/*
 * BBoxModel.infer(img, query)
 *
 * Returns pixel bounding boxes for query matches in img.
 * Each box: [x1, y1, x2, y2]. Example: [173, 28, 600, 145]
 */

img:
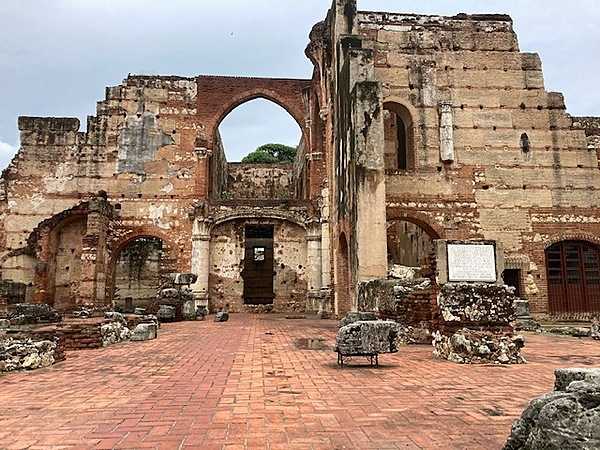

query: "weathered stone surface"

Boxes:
[157, 305, 176, 322]
[215, 311, 229, 322]
[591, 317, 599, 340]
[438, 283, 516, 324]
[104, 311, 127, 325]
[156, 305, 176, 322]
[433, 328, 525, 364]
[545, 326, 590, 338]
[0, 337, 56, 372]
[0, 319, 10, 329]
[100, 322, 130, 347]
[339, 311, 377, 328]
[130, 323, 158, 341]
[554, 368, 600, 392]
[387, 265, 418, 281]
[182, 300, 196, 321]
[504, 369, 600, 450]
[335, 321, 401, 355]
[7, 304, 62, 325]
[170, 273, 198, 286]
[134, 308, 146, 315]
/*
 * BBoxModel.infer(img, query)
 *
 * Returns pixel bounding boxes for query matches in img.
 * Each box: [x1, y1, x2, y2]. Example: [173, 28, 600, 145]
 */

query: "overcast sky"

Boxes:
[0, 0, 598, 165]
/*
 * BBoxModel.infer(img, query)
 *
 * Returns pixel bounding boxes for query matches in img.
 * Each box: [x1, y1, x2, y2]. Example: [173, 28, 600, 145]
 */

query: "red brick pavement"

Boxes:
[1, 314, 599, 450]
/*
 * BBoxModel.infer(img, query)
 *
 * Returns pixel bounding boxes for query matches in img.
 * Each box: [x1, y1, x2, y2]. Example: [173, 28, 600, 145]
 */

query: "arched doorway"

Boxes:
[111, 236, 164, 312]
[383, 102, 414, 171]
[336, 233, 351, 314]
[546, 240, 600, 313]
[387, 219, 435, 268]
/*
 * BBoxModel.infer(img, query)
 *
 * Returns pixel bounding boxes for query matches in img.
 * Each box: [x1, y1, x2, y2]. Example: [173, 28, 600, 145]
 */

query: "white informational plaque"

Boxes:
[447, 243, 497, 282]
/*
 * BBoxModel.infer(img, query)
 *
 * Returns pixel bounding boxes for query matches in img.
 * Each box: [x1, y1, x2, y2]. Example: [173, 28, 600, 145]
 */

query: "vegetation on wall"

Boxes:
[241, 143, 297, 163]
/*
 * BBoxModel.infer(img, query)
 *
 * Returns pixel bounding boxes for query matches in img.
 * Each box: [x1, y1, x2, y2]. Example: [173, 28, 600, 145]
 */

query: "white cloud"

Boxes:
[0, 140, 17, 171]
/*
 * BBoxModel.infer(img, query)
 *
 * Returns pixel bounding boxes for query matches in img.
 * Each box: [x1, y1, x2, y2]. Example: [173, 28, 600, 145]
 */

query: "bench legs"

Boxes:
[337, 352, 379, 368]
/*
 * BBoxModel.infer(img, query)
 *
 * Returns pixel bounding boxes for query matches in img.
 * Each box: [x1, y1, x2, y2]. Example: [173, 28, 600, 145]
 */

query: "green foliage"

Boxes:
[241, 143, 297, 164]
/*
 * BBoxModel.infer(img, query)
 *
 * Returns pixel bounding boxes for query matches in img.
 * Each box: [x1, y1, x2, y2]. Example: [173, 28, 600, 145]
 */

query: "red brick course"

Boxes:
[1, 314, 598, 449]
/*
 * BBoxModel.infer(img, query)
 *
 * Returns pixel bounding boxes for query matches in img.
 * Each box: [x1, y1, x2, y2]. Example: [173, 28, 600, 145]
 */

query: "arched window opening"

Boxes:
[383, 102, 414, 171]
[112, 237, 164, 312]
[336, 233, 351, 314]
[216, 98, 303, 202]
[546, 240, 600, 314]
[218, 98, 302, 163]
[387, 220, 434, 270]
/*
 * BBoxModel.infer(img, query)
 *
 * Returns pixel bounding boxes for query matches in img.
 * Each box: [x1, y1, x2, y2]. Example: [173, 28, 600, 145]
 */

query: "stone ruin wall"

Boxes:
[0, 74, 315, 313]
[208, 219, 308, 313]
[224, 163, 294, 201]
[357, 11, 600, 315]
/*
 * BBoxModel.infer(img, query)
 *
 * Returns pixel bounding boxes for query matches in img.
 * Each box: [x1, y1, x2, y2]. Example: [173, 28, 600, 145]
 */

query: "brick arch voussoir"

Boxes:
[543, 232, 600, 250]
[386, 209, 444, 240]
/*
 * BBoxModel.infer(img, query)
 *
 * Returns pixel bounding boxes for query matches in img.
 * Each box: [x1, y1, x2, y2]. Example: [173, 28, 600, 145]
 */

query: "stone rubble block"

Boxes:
[130, 323, 158, 341]
[504, 368, 600, 450]
[0, 337, 57, 372]
[554, 368, 600, 391]
[170, 273, 198, 286]
[591, 317, 599, 340]
[438, 283, 517, 324]
[339, 311, 377, 328]
[432, 328, 525, 364]
[157, 305, 176, 322]
[7, 304, 62, 325]
[100, 321, 130, 347]
[335, 321, 401, 355]
[215, 311, 229, 322]
[104, 311, 127, 326]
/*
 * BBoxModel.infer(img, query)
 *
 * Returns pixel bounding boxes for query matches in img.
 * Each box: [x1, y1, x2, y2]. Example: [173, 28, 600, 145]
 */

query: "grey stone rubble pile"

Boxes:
[335, 320, 401, 355]
[504, 368, 600, 450]
[339, 311, 430, 345]
[155, 273, 198, 321]
[592, 317, 600, 340]
[101, 311, 157, 346]
[215, 310, 229, 322]
[432, 328, 526, 364]
[7, 303, 62, 325]
[434, 283, 526, 364]
[512, 299, 541, 332]
[0, 337, 57, 372]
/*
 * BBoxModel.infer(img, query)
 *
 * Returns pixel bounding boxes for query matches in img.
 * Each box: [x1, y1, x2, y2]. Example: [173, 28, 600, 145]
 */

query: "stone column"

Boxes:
[439, 102, 455, 162]
[320, 187, 332, 291]
[79, 193, 113, 307]
[194, 143, 213, 200]
[191, 218, 211, 309]
[306, 223, 323, 293]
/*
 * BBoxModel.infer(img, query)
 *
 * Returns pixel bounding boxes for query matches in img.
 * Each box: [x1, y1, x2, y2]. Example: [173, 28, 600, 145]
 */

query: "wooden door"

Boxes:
[546, 241, 600, 313]
[242, 225, 274, 305]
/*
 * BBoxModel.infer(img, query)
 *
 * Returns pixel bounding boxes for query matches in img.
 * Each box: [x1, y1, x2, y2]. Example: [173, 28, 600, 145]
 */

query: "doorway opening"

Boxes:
[242, 225, 274, 305]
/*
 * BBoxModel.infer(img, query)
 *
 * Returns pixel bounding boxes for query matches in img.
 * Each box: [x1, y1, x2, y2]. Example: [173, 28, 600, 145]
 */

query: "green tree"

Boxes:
[241, 143, 297, 163]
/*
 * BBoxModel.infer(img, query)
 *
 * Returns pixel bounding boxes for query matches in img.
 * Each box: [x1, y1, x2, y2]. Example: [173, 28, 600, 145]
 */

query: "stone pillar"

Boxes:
[439, 102, 455, 162]
[194, 143, 212, 200]
[306, 223, 323, 293]
[79, 193, 113, 308]
[320, 187, 332, 291]
[191, 218, 211, 310]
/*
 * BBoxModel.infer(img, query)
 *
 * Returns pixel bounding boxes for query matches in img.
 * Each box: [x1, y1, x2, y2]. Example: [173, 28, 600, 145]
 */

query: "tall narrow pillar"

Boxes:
[320, 187, 332, 290]
[439, 102, 455, 162]
[191, 218, 211, 309]
[79, 193, 114, 307]
[306, 223, 323, 293]
[194, 142, 212, 199]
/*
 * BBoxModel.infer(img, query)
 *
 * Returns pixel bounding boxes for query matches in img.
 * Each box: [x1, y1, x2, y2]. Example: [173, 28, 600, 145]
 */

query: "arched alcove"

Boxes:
[387, 219, 436, 268]
[383, 102, 415, 171]
[111, 236, 164, 312]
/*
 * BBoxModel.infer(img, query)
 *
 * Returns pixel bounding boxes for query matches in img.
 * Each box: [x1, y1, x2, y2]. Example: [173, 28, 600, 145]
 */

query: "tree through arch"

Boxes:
[218, 98, 302, 162]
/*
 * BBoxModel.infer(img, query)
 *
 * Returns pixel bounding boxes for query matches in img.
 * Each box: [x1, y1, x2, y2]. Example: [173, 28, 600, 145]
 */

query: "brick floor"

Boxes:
[1, 314, 599, 450]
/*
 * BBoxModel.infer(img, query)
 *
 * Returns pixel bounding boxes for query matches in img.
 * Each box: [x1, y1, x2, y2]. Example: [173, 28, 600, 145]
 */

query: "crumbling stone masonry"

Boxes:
[0, 0, 599, 320]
